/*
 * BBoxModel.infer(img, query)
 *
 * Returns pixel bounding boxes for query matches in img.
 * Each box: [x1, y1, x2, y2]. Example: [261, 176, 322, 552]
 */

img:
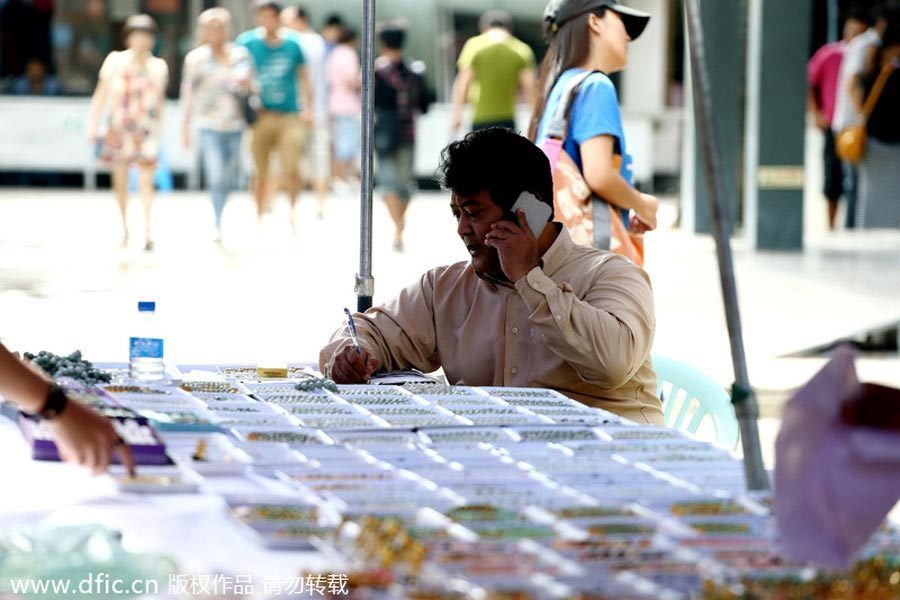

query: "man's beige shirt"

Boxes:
[320, 227, 662, 425]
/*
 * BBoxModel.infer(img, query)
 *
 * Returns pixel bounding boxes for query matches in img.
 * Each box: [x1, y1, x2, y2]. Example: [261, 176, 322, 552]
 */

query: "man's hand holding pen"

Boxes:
[331, 309, 378, 383]
[331, 344, 378, 383]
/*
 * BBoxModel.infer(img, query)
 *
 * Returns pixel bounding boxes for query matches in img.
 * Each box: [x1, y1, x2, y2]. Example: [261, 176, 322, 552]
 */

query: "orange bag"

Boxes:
[835, 64, 895, 165]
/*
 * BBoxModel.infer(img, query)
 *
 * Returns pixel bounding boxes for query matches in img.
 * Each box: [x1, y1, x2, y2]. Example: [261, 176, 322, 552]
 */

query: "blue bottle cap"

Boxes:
[138, 301, 157, 312]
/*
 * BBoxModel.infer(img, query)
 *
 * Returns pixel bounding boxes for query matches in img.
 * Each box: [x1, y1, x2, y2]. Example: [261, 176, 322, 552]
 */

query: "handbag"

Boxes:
[539, 71, 644, 266]
[235, 91, 259, 126]
[835, 64, 894, 164]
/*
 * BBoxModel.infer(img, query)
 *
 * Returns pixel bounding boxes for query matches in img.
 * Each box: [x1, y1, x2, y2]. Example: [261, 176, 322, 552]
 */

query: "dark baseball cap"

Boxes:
[544, 0, 650, 40]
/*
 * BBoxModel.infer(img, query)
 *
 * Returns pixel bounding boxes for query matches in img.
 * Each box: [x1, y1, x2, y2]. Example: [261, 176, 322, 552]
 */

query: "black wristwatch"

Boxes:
[38, 383, 69, 420]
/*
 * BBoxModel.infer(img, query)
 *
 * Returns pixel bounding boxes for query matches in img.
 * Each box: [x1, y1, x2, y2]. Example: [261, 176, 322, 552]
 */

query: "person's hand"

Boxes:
[299, 110, 313, 125]
[814, 111, 830, 131]
[86, 124, 98, 143]
[331, 345, 378, 383]
[449, 112, 462, 133]
[47, 400, 135, 476]
[484, 209, 542, 282]
[628, 214, 651, 235]
[635, 193, 659, 230]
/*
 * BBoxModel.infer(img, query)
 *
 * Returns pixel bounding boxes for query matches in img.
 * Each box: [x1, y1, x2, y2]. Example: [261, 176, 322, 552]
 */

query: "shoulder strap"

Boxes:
[861, 64, 895, 121]
[544, 70, 601, 140]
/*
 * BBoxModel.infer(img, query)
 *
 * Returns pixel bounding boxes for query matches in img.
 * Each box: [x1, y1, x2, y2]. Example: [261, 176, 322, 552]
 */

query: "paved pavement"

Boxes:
[1, 187, 898, 466]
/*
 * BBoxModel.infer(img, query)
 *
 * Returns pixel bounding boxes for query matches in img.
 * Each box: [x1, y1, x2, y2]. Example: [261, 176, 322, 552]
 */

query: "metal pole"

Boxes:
[684, 0, 769, 491]
[356, 0, 377, 313]
[827, 0, 838, 43]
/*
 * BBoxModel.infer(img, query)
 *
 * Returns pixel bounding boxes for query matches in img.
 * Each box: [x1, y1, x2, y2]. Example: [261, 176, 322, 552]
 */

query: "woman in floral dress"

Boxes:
[87, 14, 168, 251]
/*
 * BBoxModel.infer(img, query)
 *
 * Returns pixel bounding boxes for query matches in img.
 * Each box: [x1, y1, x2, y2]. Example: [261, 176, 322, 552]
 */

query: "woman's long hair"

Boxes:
[527, 2, 606, 140]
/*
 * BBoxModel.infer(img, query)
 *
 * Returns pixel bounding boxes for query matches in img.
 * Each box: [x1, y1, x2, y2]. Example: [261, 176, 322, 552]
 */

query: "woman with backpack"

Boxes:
[529, 0, 658, 263]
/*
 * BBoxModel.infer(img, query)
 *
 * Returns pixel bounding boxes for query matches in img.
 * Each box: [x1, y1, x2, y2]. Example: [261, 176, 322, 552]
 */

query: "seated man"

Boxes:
[320, 128, 662, 424]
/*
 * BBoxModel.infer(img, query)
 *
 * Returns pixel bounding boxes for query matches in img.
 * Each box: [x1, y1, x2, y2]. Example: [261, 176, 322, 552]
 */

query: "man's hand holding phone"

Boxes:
[485, 209, 542, 283]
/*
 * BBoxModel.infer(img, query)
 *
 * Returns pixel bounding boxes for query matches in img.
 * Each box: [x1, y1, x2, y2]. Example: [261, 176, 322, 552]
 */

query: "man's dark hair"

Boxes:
[879, 1, 900, 25]
[338, 28, 357, 44]
[294, 6, 309, 21]
[255, 1, 283, 15]
[883, 20, 900, 45]
[324, 13, 345, 27]
[846, 6, 875, 27]
[438, 128, 554, 217]
[479, 9, 513, 32]
[378, 19, 407, 50]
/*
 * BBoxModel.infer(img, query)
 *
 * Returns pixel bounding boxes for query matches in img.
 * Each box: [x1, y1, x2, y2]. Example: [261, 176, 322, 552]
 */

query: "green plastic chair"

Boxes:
[652, 354, 740, 449]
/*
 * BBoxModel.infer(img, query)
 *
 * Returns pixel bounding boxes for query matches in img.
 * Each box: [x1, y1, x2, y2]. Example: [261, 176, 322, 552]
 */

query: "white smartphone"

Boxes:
[510, 191, 553, 237]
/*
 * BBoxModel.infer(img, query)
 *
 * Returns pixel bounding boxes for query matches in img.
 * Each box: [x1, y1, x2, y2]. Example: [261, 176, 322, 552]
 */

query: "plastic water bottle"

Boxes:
[129, 301, 165, 381]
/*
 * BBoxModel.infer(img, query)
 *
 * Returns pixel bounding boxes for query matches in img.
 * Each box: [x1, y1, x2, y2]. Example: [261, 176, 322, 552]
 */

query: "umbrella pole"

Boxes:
[684, 0, 769, 491]
[356, 0, 377, 313]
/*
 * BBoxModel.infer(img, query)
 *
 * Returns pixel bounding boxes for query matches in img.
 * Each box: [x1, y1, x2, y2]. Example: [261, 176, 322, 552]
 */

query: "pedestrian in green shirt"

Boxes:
[450, 10, 538, 133]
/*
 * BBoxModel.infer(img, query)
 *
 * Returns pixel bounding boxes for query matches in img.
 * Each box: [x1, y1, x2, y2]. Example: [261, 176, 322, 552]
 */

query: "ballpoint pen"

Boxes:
[344, 308, 362, 355]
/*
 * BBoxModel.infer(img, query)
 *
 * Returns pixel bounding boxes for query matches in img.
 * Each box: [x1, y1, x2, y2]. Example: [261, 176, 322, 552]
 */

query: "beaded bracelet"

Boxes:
[286, 404, 357, 415]
[288, 471, 395, 482]
[370, 407, 438, 416]
[688, 521, 754, 534]
[335, 433, 421, 446]
[445, 505, 520, 522]
[573, 442, 703, 454]
[272, 526, 336, 538]
[516, 429, 599, 442]
[193, 392, 252, 403]
[490, 389, 559, 398]
[502, 399, 573, 408]
[465, 415, 542, 425]
[295, 374, 339, 393]
[606, 429, 684, 440]
[424, 430, 508, 444]
[555, 506, 633, 519]
[347, 396, 419, 406]
[587, 523, 656, 536]
[245, 431, 321, 444]
[534, 408, 599, 416]
[671, 501, 748, 516]
[337, 386, 408, 396]
[422, 398, 501, 409]
[104, 385, 171, 395]
[231, 505, 317, 521]
[640, 453, 731, 464]
[181, 382, 241, 394]
[264, 394, 337, 405]
[470, 525, 556, 540]
[208, 405, 268, 413]
[299, 417, 377, 429]
[401, 383, 461, 395]
[248, 384, 304, 394]
[456, 408, 522, 416]
[387, 417, 461, 427]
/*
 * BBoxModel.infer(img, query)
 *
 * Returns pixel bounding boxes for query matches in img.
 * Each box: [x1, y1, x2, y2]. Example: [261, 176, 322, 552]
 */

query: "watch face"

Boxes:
[41, 385, 69, 420]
